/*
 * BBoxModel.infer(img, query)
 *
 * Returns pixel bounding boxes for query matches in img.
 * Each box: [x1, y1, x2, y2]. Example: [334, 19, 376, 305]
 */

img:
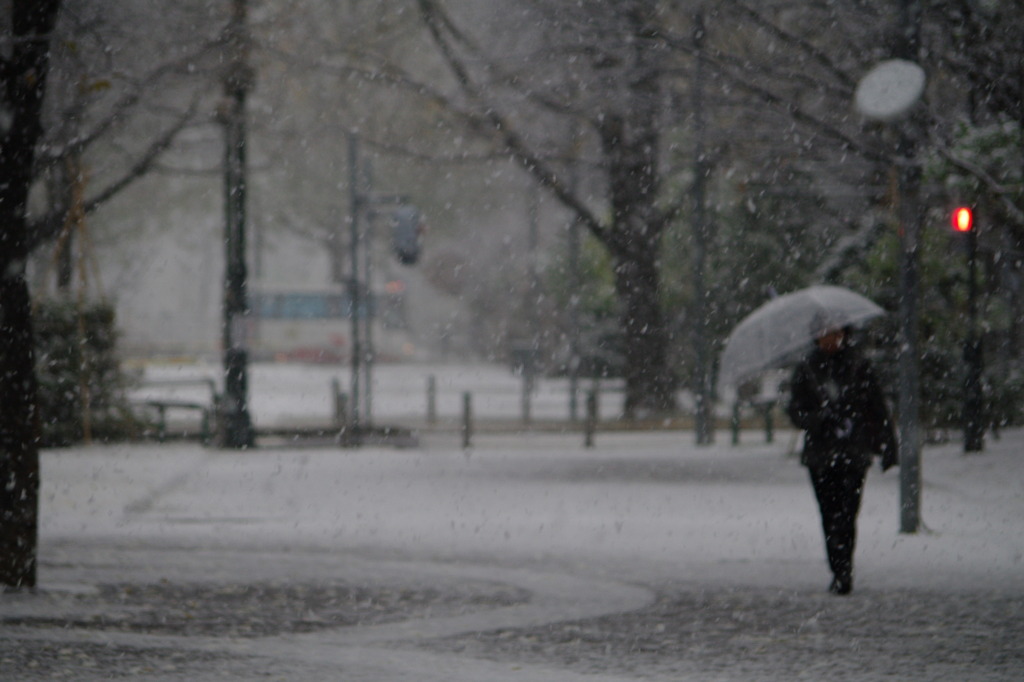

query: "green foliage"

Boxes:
[544, 232, 619, 323]
[848, 207, 1024, 431]
[935, 119, 1022, 195]
[849, 222, 964, 429]
[708, 181, 829, 335]
[540, 231, 626, 376]
[34, 299, 143, 446]
[657, 169, 832, 386]
[920, 117, 1024, 429]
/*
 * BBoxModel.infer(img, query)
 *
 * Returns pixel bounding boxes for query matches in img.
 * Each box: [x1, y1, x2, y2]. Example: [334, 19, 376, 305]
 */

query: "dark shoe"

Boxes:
[829, 575, 852, 595]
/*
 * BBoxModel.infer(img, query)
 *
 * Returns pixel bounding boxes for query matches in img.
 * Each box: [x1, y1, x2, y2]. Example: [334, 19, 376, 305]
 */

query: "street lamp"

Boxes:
[952, 206, 984, 452]
[219, 0, 255, 449]
[854, 55, 926, 533]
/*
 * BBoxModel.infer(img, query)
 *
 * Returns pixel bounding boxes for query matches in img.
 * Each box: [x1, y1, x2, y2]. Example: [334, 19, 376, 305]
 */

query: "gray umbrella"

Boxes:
[717, 285, 885, 390]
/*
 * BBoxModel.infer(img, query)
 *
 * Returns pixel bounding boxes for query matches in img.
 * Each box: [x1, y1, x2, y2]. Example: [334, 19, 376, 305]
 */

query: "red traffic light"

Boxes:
[952, 206, 974, 232]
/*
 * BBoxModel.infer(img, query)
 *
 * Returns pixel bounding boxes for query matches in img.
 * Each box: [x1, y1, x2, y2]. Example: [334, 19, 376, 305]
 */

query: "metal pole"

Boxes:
[220, 0, 254, 448]
[462, 392, 473, 450]
[731, 402, 741, 446]
[348, 132, 361, 441]
[426, 375, 437, 425]
[584, 388, 597, 448]
[896, 160, 922, 533]
[692, 10, 713, 445]
[567, 121, 582, 422]
[363, 161, 374, 427]
[964, 226, 985, 452]
[523, 185, 539, 426]
[894, 0, 923, 534]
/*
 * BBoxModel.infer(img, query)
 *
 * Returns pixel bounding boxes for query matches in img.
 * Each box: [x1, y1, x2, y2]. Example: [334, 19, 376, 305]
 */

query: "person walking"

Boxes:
[786, 318, 898, 595]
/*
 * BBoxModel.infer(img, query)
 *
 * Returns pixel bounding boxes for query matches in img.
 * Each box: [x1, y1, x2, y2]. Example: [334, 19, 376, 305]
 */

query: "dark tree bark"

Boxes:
[595, 39, 674, 415]
[611, 240, 674, 415]
[0, 0, 61, 589]
[417, 0, 678, 415]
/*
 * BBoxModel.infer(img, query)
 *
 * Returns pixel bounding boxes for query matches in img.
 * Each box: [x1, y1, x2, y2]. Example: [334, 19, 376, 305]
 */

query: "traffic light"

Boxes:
[952, 206, 974, 233]
[390, 205, 423, 265]
[949, 204, 984, 452]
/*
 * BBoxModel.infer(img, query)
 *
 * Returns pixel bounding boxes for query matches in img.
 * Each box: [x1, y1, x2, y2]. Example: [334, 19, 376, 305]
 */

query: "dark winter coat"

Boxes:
[787, 344, 898, 471]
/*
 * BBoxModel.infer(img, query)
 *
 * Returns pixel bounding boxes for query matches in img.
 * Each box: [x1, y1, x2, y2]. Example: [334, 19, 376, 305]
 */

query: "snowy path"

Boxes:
[5, 426, 1022, 679]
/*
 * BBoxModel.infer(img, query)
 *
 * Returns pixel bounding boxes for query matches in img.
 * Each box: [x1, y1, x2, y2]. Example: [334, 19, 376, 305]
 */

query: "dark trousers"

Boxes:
[808, 459, 869, 581]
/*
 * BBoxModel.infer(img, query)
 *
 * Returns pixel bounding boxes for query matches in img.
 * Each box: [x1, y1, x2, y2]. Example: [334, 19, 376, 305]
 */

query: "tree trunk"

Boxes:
[595, 9, 676, 417]
[613, 243, 675, 417]
[600, 113, 675, 416]
[0, 0, 61, 589]
[0, 280, 40, 587]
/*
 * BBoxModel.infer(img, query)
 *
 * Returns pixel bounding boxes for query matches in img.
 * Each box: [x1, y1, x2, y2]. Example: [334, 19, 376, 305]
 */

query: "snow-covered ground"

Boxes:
[118, 360, 1024, 594]
[130, 360, 628, 427]
[11, 361, 1024, 680]
[38, 426, 1024, 595]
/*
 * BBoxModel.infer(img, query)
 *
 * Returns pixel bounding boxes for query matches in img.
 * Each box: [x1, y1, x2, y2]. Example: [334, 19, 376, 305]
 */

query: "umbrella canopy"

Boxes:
[718, 285, 885, 390]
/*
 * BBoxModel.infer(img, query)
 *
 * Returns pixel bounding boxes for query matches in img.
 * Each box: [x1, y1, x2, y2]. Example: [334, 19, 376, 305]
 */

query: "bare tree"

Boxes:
[0, 0, 227, 587]
[30, 1, 227, 269]
[0, 0, 61, 589]
[280, 0, 1022, 419]
[408, 0, 689, 415]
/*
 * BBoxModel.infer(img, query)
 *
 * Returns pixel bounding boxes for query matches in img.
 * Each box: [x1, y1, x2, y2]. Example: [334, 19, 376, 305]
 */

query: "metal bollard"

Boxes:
[763, 403, 774, 443]
[200, 408, 212, 445]
[461, 391, 473, 450]
[584, 388, 597, 448]
[521, 373, 533, 425]
[426, 375, 437, 426]
[333, 380, 350, 446]
[155, 405, 168, 443]
[333, 380, 349, 429]
[731, 401, 741, 445]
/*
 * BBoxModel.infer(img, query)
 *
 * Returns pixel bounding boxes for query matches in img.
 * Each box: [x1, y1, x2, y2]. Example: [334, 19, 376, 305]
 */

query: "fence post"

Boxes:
[155, 405, 168, 443]
[200, 408, 212, 445]
[333, 379, 350, 446]
[211, 393, 225, 446]
[763, 402, 774, 443]
[461, 391, 473, 450]
[731, 401, 741, 445]
[426, 375, 437, 426]
[521, 373, 533, 425]
[333, 379, 349, 427]
[584, 388, 597, 448]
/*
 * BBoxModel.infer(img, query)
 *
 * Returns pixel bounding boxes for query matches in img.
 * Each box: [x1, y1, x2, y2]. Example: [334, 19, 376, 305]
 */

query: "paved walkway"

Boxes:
[3, 430, 1023, 680]
[4, 544, 652, 681]
[5, 543, 1022, 681]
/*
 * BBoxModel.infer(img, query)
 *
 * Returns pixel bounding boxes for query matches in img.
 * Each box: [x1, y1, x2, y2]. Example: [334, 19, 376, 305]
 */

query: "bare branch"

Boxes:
[37, 38, 222, 172]
[26, 100, 200, 251]
[938, 146, 1024, 225]
[722, 0, 857, 90]
[83, 101, 200, 214]
[814, 214, 889, 282]
[705, 51, 884, 163]
[417, 0, 608, 243]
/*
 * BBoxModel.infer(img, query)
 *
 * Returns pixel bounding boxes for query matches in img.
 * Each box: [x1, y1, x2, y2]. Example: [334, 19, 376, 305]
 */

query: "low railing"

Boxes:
[132, 378, 219, 443]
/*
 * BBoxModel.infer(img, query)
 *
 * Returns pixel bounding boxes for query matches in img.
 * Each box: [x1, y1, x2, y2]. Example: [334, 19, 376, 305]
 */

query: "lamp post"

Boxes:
[219, 0, 255, 449]
[853, 45, 927, 532]
[692, 9, 714, 445]
[893, 141, 923, 533]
